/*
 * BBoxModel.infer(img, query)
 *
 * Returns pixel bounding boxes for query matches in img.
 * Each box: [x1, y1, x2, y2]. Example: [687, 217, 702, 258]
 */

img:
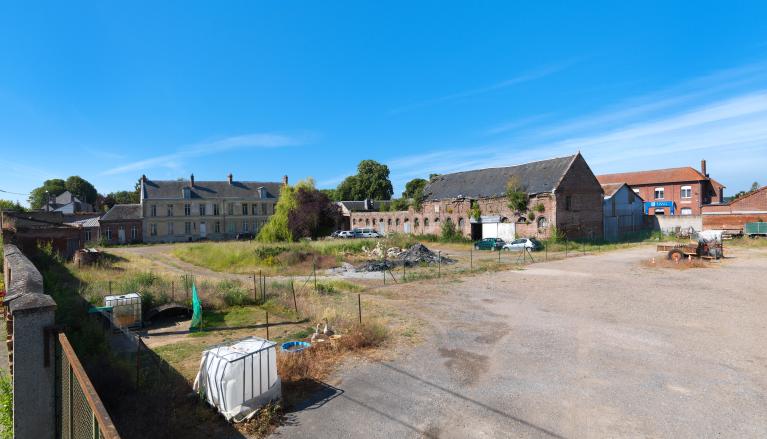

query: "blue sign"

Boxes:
[644, 201, 675, 215]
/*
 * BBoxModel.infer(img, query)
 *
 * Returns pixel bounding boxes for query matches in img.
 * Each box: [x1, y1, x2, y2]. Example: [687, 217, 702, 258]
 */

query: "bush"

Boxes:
[0, 372, 11, 439]
[440, 218, 462, 242]
[505, 176, 528, 213]
[218, 280, 254, 307]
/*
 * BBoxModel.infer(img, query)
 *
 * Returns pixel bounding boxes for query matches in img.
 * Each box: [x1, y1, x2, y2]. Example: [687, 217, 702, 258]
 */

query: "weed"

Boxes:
[0, 372, 11, 439]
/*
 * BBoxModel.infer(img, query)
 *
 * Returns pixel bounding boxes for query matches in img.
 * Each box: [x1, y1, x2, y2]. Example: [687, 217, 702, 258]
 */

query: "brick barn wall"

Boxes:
[100, 220, 143, 244]
[554, 155, 604, 240]
[701, 187, 767, 231]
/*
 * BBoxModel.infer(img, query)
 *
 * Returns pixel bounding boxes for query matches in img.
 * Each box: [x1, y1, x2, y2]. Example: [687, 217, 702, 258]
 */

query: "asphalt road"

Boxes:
[273, 245, 767, 438]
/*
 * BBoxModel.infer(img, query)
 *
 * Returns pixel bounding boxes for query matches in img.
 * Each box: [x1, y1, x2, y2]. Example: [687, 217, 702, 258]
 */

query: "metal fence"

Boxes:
[55, 332, 120, 439]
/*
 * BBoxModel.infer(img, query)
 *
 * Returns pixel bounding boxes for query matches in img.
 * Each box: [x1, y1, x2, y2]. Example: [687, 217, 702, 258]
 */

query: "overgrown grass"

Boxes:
[0, 372, 11, 439]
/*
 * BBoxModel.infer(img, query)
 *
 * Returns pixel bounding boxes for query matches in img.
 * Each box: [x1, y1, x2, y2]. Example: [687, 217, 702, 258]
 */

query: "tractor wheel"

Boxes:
[667, 249, 685, 262]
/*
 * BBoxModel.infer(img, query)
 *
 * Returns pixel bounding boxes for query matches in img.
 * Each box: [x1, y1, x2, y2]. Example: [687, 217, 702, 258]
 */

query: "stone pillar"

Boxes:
[3, 244, 57, 439]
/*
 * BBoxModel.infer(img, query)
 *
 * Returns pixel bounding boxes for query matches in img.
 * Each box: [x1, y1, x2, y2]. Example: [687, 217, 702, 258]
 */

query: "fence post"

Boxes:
[136, 338, 141, 389]
[358, 294, 362, 324]
[108, 280, 112, 295]
[265, 311, 270, 340]
[498, 247, 501, 263]
[545, 244, 548, 261]
[565, 240, 568, 257]
[438, 251, 441, 278]
[291, 279, 299, 317]
[171, 281, 174, 302]
[313, 260, 317, 291]
[470, 247, 473, 272]
[262, 274, 267, 303]
[253, 271, 258, 303]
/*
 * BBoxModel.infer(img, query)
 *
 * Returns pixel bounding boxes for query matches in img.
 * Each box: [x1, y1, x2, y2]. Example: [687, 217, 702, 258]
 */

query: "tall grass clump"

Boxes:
[0, 372, 11, 439]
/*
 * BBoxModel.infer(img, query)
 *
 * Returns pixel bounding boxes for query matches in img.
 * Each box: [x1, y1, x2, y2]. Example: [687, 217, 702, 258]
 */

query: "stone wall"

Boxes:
[3, 244, 57, 439]
[554, 154, 604, 240]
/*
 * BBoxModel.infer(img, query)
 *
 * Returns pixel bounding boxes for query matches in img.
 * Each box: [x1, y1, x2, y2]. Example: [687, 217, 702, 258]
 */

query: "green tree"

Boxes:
[64, 176, 98, 205]
[104, 190, 139, 208]
[505, 176, 529, 213]
[0, 200, 25, 211]
[28, 179, 67, 208]
[319, 188, 339, 202]
[751, 181, 760, 192]
[402, 178, 427, 198]
[334, 160, 393, 200]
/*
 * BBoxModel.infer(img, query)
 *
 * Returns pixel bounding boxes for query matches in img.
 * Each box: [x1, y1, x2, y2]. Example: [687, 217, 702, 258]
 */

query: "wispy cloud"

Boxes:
[385, 62, 767, 193]
[484, 114, 551, 136]
[101, 133, 303, 176]
[389, 63, 572, 114]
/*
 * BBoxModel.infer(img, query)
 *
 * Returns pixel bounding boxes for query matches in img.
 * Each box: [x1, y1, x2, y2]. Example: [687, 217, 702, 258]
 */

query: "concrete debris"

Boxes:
[356, 243, 455, 271]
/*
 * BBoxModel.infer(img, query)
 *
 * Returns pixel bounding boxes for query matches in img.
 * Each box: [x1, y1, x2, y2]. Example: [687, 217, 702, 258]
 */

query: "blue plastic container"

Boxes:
[281, 341, 311, 353]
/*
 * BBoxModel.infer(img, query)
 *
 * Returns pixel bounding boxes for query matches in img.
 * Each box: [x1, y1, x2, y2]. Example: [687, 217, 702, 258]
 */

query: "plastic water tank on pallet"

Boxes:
[104, 293, 142, 329]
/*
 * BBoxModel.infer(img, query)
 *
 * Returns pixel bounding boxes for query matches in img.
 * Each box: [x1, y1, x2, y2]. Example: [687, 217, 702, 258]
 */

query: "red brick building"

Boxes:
[349, 153, 604, 240]
[100, 204, 143, 244]
[702, 186, 767, 233]
[597, 160, 725, 216]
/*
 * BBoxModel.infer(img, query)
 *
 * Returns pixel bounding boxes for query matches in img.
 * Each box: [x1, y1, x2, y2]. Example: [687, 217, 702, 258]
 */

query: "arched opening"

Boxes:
[537, 216, 548, 229]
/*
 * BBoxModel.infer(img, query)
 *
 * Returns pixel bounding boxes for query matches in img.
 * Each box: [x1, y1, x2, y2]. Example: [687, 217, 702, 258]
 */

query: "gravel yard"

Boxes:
[274, 244, 767, 438]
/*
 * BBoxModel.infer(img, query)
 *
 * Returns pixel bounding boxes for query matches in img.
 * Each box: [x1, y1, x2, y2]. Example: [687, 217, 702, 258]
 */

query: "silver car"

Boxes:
[502, 238, 543, 251]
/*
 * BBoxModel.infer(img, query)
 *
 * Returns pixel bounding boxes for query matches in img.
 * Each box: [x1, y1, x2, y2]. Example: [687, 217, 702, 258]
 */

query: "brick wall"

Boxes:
[100, 220, 143, 244]
[701, 187, 767, 231]
[554, 154, 604, 240]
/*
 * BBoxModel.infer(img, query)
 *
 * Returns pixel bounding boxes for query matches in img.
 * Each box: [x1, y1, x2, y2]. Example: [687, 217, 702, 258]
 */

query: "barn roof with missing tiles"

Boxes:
[423, 154, 577, 201]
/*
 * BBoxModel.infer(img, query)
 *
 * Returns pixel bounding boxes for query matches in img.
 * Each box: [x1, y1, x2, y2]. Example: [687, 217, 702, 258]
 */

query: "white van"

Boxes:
[353, 228, 381, 238]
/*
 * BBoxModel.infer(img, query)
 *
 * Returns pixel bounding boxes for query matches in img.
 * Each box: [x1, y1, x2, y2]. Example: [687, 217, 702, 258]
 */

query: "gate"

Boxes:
[55, 333, 120, 439]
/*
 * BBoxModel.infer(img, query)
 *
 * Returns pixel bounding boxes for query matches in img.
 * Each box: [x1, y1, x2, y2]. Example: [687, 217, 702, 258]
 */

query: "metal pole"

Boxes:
[545, 244, 548, 261]
[470, 246, 473, 271]
[313, 260, 317, 291]
[565, 240, 568, 257]
[291, 279, 298, 316]
[108, 280, 112, 295]
[358, 294, 362, 324]
[498, 247, 501, 263]
[171, 281, 174, 302]
[136, 338, 141, 389]
[438, 251, 441, 278]
[265, 311, 269, 339]
[253, 273, 257, 303]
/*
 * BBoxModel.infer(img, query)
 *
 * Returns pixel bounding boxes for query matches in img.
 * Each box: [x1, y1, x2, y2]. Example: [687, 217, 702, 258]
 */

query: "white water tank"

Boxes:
[193, 337, 281, 421]
[104, 293, 142, 329]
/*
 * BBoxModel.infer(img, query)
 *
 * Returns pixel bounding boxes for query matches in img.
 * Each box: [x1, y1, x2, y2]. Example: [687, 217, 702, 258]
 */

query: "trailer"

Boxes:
[744, 222, 767, 238]
[657, 231, 724, 261]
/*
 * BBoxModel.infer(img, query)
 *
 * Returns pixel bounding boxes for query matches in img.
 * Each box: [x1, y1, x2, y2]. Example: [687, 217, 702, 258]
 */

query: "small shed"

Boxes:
[104, 293, 142, 329]
[193, 337, 281, 422]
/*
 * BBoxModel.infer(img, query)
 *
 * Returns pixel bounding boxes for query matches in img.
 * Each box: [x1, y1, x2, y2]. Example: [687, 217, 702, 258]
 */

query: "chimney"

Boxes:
[227, 173, 233, 185]
[141, 174, 147, 183]
[190, 173, 195, 187]
[282, 175, 289, 186]
[701, 159, 707, 177]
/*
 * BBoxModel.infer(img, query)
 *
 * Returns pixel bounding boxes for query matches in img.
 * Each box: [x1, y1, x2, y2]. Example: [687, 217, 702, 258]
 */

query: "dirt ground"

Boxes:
[273, 244, 767, 438]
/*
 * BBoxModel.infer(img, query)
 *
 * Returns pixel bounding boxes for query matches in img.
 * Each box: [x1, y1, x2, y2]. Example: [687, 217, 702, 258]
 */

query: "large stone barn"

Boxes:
[349, 153, 604, 241]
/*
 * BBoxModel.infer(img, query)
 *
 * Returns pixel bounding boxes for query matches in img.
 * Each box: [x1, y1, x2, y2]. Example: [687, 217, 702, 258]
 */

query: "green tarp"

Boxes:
[190, 283, 203, 331]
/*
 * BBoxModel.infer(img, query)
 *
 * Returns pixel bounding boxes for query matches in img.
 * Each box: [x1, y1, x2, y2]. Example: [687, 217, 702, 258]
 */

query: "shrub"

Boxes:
[0, 372, 11, 439]
[218, 280, 254, 307]
[470, 201, 481, 221]
[534, 203, 545, 213]
[505, 176, 529, 213]
[440, 218, 462, 242]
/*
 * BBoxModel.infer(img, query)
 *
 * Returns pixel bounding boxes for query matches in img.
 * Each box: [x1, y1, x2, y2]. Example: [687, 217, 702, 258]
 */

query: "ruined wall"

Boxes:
[554, 154, 604, 240]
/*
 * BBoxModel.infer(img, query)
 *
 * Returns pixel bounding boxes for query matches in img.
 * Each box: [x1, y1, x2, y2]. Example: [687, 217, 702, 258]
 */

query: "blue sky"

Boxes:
[1, 1, 767, 204]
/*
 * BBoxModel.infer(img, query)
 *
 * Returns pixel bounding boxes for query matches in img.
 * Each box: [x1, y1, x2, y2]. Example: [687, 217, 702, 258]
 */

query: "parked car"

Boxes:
[502, 238, 543, 251]
[338, 231, 354, 239]
[235, 233, 255, 241]
[474, 238, 505, 250]
[353, 228, 382, 238]
[330, 230, 341, 238]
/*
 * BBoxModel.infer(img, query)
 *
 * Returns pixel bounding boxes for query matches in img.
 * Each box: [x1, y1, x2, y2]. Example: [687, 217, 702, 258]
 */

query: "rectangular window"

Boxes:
[252, 204, 258, 215]
[168, 222, 174, 235]
[131, 225, 137, 240]
[150, 205, 157, 217]
[214, 221, 220, 233]
[228, 203, 234, 216]
[184, 204, 191, 216]
[167, 204, 174, 217]
[680, 207, 693, 215]
[654, 187, 664, 199]
[243, 220, 249, 232]
[150, 223, 157, 236]
[106, 228, 112, 240]
[565, 195, 572, 211]
[681, 186, 692, 199]
[85, 230, 92, 241]
[227, 222, 236, 233]
[199, 204, 207, 216]
[261, 203, 267, 215]
[213, 203, 220, 216]
[242, 204, 248, 215]
[185, 222, 192, 234]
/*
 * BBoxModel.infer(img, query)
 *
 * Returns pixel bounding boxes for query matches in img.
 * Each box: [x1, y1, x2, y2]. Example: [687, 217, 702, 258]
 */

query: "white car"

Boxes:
[502, 238, 543, 251]
[338, 231, 354, 239]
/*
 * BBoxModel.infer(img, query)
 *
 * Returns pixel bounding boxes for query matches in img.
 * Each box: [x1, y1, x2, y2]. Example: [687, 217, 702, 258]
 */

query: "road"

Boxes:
[273, 245, 767, 438]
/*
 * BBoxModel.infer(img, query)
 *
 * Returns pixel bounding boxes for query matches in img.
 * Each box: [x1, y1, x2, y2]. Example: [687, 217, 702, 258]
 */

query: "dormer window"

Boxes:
[182, 187, 191, 199]
[258, 187, 267, 199]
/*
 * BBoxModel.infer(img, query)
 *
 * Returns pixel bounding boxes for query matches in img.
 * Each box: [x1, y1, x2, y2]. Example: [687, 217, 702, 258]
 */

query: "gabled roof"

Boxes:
[720, 185, 767, 206]
[423, 154, 577, 201]
[142, 180, 282, 200]
[64, 216, 101, 228]
[597, 167, 725, 187]
[600, 183, 625, 198]
[337, 200, 392, 213]
[101, 204, 141, 222]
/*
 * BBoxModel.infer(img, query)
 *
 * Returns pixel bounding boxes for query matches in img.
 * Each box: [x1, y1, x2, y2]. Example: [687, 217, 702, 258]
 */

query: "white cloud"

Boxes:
[101, 133, 302, 176]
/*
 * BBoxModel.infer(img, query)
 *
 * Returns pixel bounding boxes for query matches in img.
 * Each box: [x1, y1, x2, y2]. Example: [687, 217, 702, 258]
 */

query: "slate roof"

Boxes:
[423, 154, 577, 201]
[597, 167, 726, 187]
[337, 200, 392, 213]
[142, 180, 282, 200]
[64, 216, 101, 228]
[101, 204, 142, 222]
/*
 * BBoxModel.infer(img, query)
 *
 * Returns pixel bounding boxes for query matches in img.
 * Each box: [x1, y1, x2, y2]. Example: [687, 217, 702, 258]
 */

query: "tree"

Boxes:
[104, 190, 139, 208]
[65, 176, 98, 205]
[429, 173, 441, 182]
[402, 178, 427, 198]
[505, 176, 529, 213]
[258, 179, 341, 242]
[288, 187, 342, 240]
[334, 160, 393, 200]
[751, 181, 760, 192]
[0, 200, 25, 211]
[28, 179, 67, 209]
[319, 188, 339, 202]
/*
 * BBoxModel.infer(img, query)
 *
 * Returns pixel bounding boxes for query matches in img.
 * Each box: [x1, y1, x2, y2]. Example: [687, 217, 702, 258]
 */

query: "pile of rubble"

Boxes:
[356, 243, 455, 272]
